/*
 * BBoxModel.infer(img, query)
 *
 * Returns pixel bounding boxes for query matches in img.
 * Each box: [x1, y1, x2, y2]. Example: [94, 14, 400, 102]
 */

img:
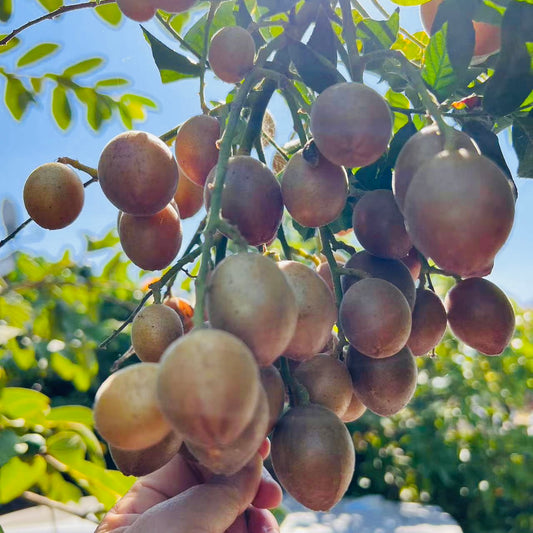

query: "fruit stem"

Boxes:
[279, 356, 310, 407]
[339, 0, 364, 82]
[155, 12, 203, 61]
[56, 157, 98, 179]
[277, 226, 293, 260]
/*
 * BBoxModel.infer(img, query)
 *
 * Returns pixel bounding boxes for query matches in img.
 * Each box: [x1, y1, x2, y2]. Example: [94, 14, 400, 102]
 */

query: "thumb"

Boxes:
[129, 453, 263, 533]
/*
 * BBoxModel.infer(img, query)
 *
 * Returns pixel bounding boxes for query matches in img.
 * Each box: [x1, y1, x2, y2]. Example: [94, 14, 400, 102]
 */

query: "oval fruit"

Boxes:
[260, 365, 285, 433]
[278, 261, 337, 361]
[118, 202, 182, 271]
[131, 304, 184, 363]
[316, 260, 340, 294]
[206, 253, 298, 366]
[310, 82, 392, 168]
[393, 124, 478, 213]
[407, 289, 447, 356]
[341, 251, 416, 309]
[353, 189, 412, 259]
[156, 0, 196, 14]
[340, 278, 412, 359]
[174, 169, 204, 219]
[281, 150, 348, 228]
[174, 115, 220, 187]
[94, 363, 171, 450]
[205, 156, 283, 246]
[340, 394, 366, 423]
[294, 355, 353, 418]
[98, 130, 178, 216]
[163, 296, 194, 333]
[401, 248, 422, 282]
[346, 345, 417, 416]
[116, 0, 156, 21]
[157, 329, 260, 447]
[23, 162, 84, 230]
[403, 150, 515, 277]
[271, 404, 355, 511]
[445, 278, 515, 355]
[208, 26, 256, 83]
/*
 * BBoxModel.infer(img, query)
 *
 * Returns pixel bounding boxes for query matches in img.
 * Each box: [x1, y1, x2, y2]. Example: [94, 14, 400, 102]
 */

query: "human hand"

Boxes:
[95, 439, 282, 533]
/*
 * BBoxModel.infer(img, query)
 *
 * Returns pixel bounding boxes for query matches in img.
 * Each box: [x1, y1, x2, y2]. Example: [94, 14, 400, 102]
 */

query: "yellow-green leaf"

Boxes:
[0, 456, 47, 503]
[16, 43, 60, 68]
[52, 85, 72, 130]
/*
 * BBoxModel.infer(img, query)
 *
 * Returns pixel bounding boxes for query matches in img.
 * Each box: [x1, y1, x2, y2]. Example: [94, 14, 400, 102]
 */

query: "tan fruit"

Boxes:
[341, 251, 416, 310]
[174, 170, 204, 219]
[157, 329, 260, 447]
[421, 0, 501, 60]
[445, 278, 515, 355]
[109, 431, 183, 477]
[163, 296, 194, 333]
[393, 125, 478, 213]
[310, 82, 392, 168]
[174, 115, 220, 187]
[340, 394, 366, 423]
[260, 365, 285, 433]
[94, 363, 171, 450]
[407, 289, 447, 356]
[118, 202, 182, 271]
[208, 26, 256, 83]
[131, 304, 184, 363]
[116, 0, 156, 21]
[340, 278, 412, 359]
[278, 261, 337, 361]
[403, 150, 515, 277]
[206, 253, 298, 366]
[353, 189, 412, 259]
[185, 386, 269, 475]
[294, 355, 353, 418]
[156, 0, 196, 14]
[98, 131, 178, 216]
[23, 163, 84, 230]
[346, 345, 417, 417]
[271, 404, 355, 511]
[205, 156, 283, 246]
[401, 247, 422, 282]
[281, 150, 348, 228]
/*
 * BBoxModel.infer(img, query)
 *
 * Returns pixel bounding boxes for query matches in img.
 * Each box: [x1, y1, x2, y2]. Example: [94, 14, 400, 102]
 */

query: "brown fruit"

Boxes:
[131, 304, 184, 363]
[281, 150, 348, 228]
[163, 296, 194, 333]
[294, 355, 353, 417]
[23, 163, 84, 230]
[174, 115, 220, 187]
[353, 189, 412, 259]
[271, 404, 355, 511]
[421, 0, 501, 60]
[206, 253, 298, 366]
[445, 278, 515, 355]
[118, 202, 182, 271]
[310, 82, 392, 168]
[260, 365, 285, 433]
[205, 156, 283, 246]
[185, 386, 269, 475]
[393, 125, 478, 213]
[174, 169, 204, 219]
[156, 0, 196, 14]
[116, 0, 156, 21]
[346, 345, 417, 416]
[109, 431, 183, 477]
[340, 394, 366, 423]
[401, 247, 422, 281]
[98, 131, 178, 216]
[157, 329, 260, 447]
[407, 289, 447, 356]
[94, 363, 171, 450]
[278, 261, 337, 361]
[403, 150, 515, 277]
[208, 26, 256, 83]
[340, 278, 412, 359]
[341, 251, 416, 309]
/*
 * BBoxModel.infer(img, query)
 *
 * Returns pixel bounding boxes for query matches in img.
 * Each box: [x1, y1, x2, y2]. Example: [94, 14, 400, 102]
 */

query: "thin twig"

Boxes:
[57, 157, 98, 180]
[22, 491, 100, 524]
[0, 0, 115, 46]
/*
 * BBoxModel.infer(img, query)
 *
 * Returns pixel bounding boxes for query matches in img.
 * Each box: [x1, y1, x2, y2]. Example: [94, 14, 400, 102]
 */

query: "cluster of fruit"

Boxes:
[17, 0, 518, 515]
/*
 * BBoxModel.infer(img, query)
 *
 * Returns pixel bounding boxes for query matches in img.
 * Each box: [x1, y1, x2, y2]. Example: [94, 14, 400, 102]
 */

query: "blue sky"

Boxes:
[1, 1, 532, 305]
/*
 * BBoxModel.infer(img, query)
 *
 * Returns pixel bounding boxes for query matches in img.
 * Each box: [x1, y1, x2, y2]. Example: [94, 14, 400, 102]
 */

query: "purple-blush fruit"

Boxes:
[116, 0, 156, 21]
[445, 278, 515, 355]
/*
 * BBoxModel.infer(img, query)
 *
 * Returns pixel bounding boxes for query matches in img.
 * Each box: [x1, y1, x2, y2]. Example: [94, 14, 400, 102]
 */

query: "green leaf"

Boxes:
[30, 77, 44, 93]
[292, 220, 316, 241]
[47, 406, 94, 427]
[389, 1, 430, 5]
[6, 338, 35, 371]
[512, 115, 533, 179]
[0, 429, 21, 468]
[16, 43, 60, 68]
[169, 11, 191, 34]
[0, 325, 21, 345]
[63, 57, 104, 78]
[307, 6, 337, 66]
[86, 229, 120, 251]
[4, 76, 35, 120]
[385, 88, 410, 132]
[0, 0, 12, 22]
[52, 85, 72, 130]
[0, 456, 47, 503]
[36, 0, 63, 11]
[37, 471, 83, 505]
[0, 387, 50, 422]
[357, 10, 400, 53]
[257, 0, 297, 16]
[95, 77, 129, 89]
[94, 2, 122, 26]
[142, 27, 201, 83]
[0, 36, 19, 54]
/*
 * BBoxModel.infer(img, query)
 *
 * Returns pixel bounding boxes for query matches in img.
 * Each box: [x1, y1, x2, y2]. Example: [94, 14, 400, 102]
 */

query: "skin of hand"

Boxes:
[95, 439, 282, 533]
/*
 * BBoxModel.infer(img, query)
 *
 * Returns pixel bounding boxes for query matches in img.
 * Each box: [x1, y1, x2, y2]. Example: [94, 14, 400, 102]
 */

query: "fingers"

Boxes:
[246, 507, 280, 533]
[252, 467, 283, 509]
[127, 453, 263, 533]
